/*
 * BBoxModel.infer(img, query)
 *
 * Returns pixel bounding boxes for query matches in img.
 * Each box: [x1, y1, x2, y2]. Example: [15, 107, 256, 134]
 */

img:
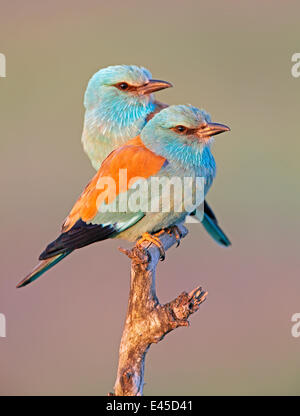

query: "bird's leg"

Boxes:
[165, 225, 182, 247]
[137, 232, 166, 261]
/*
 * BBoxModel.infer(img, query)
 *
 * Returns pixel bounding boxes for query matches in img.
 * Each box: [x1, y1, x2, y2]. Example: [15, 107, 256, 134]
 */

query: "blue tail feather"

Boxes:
[17, 251, 71, 288]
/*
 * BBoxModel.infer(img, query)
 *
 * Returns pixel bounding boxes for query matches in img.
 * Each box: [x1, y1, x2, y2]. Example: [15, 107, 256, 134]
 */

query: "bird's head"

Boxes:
[141, 105, 230, 165]
[84, 65, 172, 110]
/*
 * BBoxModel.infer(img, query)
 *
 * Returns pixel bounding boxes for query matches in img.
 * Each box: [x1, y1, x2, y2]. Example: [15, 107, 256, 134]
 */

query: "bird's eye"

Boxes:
[116, 82, 129, 91]
[174, 125, 188, 134]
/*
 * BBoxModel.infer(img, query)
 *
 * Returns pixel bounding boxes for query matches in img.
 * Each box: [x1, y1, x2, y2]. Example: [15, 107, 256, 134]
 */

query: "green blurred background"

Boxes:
[0, 0, 300, 395]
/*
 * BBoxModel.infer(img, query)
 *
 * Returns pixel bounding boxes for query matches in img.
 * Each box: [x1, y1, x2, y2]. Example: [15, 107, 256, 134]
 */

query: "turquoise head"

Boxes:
[83, 65, 172, 137]
[141, 105, 230, 167]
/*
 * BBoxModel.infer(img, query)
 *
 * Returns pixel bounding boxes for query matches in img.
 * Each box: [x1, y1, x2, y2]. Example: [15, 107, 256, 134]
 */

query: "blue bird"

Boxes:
[82, 65, 230, 246]
[18, 105, 230, 288]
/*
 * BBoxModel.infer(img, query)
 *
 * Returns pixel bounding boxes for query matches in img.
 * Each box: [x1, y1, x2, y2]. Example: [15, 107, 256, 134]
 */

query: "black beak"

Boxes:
[138, 79, 173, 95]
[197, 122, 230, 140]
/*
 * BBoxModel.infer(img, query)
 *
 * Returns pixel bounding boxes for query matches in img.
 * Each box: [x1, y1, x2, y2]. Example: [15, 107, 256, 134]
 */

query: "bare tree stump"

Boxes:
[112, 225, 208, 396]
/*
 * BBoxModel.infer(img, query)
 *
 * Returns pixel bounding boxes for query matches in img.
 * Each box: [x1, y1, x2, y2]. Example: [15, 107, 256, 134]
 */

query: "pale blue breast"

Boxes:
[82, 98, 156, 170]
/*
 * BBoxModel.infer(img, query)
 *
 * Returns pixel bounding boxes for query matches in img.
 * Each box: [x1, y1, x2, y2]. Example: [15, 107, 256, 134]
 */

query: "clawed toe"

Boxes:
[166, 225, 182, 247]
[136, 227, 183, 261]
[137, 232, 166, 260]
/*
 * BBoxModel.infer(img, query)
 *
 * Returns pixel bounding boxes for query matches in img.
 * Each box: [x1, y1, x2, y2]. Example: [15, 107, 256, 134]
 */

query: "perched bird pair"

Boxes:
[18, 65, 231, 288]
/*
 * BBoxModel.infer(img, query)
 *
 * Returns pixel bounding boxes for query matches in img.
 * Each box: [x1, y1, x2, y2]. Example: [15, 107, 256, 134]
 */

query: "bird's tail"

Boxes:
[201, 213, 231, 246]
[192, 207, 231, 247]
[17, 251, 71, 288]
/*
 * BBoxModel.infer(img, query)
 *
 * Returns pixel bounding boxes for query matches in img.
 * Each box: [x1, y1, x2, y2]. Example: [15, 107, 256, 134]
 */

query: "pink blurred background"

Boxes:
[0, 0, 300, 395]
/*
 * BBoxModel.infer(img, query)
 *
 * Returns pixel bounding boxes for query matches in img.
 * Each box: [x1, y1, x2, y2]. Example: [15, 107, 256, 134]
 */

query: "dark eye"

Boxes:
[174, 125, 188, 134]
[116, 82, 129, 91]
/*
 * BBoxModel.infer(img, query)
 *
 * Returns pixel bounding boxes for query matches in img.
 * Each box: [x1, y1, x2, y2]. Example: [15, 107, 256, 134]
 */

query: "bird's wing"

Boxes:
[39, 137, 166, 259]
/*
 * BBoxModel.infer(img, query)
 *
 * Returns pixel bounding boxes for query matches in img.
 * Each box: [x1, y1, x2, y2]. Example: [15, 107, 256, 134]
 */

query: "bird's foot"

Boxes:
[165, 225, 182, 247]
[137, 232, 166, 261]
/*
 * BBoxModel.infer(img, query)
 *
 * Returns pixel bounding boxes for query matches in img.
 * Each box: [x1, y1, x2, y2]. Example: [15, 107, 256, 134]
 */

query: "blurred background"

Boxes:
[0, 0, 300, 396]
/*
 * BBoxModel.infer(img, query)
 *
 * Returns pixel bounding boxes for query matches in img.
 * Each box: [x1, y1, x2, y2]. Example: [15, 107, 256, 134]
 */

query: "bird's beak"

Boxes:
[197, 122, 230, 141]
[138, 79, 173, 95]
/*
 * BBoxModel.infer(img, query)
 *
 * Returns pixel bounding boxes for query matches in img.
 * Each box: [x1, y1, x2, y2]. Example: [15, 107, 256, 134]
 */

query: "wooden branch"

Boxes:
[111, 225, 208, 396]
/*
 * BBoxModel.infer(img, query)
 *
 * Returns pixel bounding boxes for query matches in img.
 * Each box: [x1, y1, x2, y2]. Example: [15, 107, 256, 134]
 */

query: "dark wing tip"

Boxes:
[39, 219, 116, 260]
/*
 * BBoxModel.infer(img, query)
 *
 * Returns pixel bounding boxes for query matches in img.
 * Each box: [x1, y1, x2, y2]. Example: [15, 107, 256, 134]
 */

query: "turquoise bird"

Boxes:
[18, 105, 230, 288]
[81, 64, 231, 247]
[82, 64, 171, 170]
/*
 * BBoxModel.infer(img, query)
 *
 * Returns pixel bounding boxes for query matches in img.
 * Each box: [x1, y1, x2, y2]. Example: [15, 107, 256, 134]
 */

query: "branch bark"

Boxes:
[111, 225, 208, 396]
